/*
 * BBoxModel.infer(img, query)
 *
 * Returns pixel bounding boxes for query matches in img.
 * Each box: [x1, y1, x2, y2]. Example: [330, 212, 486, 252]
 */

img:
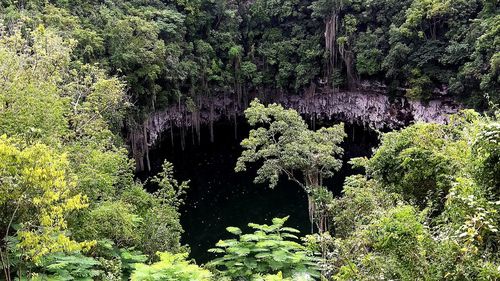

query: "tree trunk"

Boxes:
[209, 102, 215, 143]
[308, 194, 315, 233]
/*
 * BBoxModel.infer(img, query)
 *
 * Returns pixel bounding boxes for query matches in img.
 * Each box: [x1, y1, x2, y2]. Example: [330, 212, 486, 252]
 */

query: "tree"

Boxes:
[0, 21, 186, 279]
[0, 24, 71, 144]
[363, 122, 461, 208]
[0, 136, 93, 280]
[104, 14, 167, 109]
[72, 160, 187, 260]
[236, 99, 346, 232]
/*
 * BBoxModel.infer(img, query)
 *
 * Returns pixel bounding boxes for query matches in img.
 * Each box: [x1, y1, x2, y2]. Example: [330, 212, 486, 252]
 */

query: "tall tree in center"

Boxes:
[236, 99, 346, 232]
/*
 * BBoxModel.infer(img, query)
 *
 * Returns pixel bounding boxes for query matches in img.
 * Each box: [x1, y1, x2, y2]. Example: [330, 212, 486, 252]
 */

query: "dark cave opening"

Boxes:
[140, 117, 379, 263]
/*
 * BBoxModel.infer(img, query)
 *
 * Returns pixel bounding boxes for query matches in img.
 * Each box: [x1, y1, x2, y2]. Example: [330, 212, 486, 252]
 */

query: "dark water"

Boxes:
[143, 118, 378, 263]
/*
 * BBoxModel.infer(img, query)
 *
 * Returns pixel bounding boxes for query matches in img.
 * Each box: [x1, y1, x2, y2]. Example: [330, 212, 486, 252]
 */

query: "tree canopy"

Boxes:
[0, 0, 498, 280]
[0, 0, 497, 116]
[236, 99, 346, 232]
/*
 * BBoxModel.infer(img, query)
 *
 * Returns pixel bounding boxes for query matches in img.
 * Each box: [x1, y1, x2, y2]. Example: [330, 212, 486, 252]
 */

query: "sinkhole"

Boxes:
[139, 117, 379, 263]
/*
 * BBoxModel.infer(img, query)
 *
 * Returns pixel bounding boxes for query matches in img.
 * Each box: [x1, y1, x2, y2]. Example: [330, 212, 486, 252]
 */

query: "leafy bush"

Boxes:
[319, 111, 500, 280]
[208, 216, 319, 279]
[30, 253, 101, 281]
[131, 252, 212, 281]
[364, 123, 459, 208]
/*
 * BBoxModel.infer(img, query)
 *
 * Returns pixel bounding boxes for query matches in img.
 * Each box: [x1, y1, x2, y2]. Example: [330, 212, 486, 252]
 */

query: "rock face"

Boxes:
[128, 90, 460, 171]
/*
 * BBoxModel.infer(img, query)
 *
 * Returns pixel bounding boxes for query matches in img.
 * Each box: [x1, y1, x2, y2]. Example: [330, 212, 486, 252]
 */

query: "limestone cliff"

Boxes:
[128, 90, 460, 171]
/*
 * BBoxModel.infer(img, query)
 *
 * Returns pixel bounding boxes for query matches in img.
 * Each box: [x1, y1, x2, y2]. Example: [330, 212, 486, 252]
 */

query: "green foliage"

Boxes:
[73, 161, 186, 259]
[0, 0, 498, 279]
[355, 30, 383, 76]
[1, 0, 498, 111]
[75, 202, 141, 248]
[30, 253, 101, 281]
[150, 161, 190, 209]
[0, 25, 70, 143]
[0, 18, 185, 280]
[253, 271, 314, 281]
[236, 99, 346, 231]
[236, 99, 345, 191]
[407, 68, 433, 99]
[104, 13, 167, 104]
[131, 252, 212, 281]
[364, 122, 460, 207]
[135, 160, 188, 257]
[369, 206, 430, 265]
[471, 114, 500, 190]
[0, 136, 94, 264]
[315, 111, 500, 280]
[331, 175, 399, 238]
[209, 217, 319, 279]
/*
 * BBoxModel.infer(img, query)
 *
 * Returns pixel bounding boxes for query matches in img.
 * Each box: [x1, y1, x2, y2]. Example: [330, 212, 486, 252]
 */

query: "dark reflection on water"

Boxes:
[142, 118, 378, 263]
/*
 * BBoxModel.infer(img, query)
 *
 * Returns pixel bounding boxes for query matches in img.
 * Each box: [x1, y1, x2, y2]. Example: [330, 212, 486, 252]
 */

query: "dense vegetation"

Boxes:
[233, 102, 500, 280]
[1, 0, 498, 116]
[0, 0, 499, 280]
[0, 26, 185, 280]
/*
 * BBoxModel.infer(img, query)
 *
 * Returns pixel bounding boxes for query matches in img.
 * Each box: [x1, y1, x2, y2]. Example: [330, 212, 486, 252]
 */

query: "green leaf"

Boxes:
[226, 227, 242, 235]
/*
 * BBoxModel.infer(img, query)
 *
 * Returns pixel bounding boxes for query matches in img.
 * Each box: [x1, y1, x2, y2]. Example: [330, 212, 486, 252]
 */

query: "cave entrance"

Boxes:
[141, 117, 379, 263]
